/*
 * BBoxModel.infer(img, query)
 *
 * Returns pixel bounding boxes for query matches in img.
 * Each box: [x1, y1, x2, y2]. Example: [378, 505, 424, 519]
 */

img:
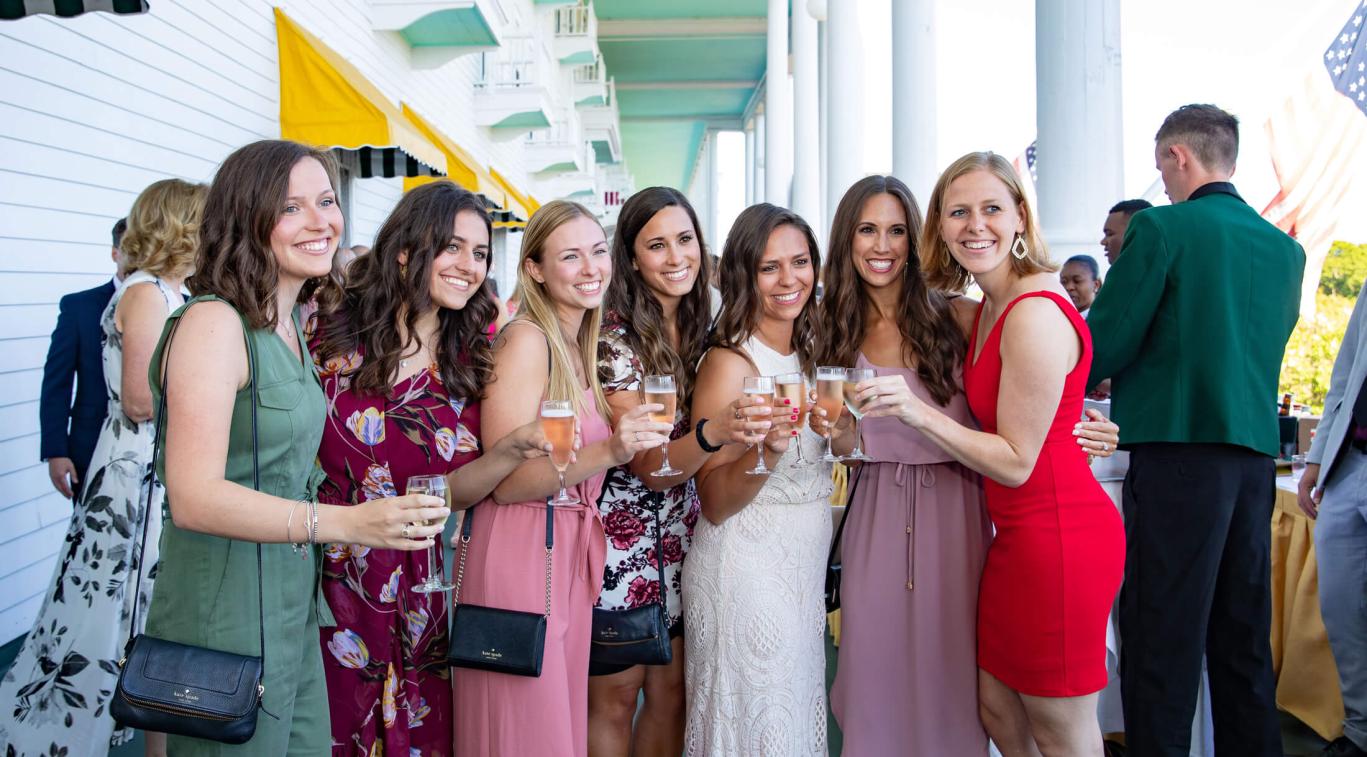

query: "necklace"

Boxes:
[399, 344, 429, 369]
[276, 318, 296, 340]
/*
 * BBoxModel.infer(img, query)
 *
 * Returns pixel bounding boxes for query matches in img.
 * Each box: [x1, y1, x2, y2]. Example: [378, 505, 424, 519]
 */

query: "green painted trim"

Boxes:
[492, 111, 551, 129]
[559, 50, 597, 65]
[576, 94, 607, 106]
[592, 141, 615, 163]
[400, 7, 496, 48]
[595, 0, 766, 20]
[536, 161, 579, 173]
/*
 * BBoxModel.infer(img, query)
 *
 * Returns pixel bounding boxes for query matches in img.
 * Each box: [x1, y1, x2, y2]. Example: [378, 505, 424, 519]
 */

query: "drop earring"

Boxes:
[1010, 235, 1028, 260]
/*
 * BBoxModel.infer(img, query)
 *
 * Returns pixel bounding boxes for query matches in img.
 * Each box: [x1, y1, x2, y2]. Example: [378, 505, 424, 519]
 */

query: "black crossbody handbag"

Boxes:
[110, 313, 270, 744]
[824, 462, 867, 613]
[447, 500, 554, 676]
[589, 494, 672, 667]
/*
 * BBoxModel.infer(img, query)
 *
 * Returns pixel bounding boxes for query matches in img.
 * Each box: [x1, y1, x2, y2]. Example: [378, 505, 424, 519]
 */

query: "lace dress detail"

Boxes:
[682, 337, 833, 756]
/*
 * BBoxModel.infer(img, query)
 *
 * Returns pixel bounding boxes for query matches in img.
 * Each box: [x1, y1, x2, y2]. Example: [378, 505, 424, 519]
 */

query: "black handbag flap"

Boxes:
[449, 604, 546, 675]
[120, 636, 262, 720]
[591, 606, 666, 645]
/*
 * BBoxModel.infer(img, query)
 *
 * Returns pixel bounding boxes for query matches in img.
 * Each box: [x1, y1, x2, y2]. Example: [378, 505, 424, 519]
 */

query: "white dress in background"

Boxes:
[682, 336, 834, 757]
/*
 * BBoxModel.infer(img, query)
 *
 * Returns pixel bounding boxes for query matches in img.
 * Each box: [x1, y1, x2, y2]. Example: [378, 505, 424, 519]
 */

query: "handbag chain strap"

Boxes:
[825, 462, 866, 569]
[453, 497, 555, 618]
[126, 302, 266, 670]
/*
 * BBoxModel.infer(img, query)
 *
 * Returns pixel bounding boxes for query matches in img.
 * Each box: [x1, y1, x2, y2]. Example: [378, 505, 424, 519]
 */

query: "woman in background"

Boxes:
[0, 178, 203, 757]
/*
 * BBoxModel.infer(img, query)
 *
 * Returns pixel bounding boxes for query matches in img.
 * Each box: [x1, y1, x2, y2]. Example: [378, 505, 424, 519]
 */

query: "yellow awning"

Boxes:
[490, 169, 540, 222]
[399, 104, 506, 207]
[275, 8, 446, 178]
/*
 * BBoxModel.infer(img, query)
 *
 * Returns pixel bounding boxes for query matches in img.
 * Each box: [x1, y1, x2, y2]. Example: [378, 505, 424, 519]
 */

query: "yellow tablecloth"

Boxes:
[1271, 477, 1344, 741]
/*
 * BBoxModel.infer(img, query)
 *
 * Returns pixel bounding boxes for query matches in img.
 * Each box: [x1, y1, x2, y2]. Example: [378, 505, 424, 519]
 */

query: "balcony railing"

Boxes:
[475, 35, 554, 91]
[554, 3, 591, 36]
[573, 57, 603, 86]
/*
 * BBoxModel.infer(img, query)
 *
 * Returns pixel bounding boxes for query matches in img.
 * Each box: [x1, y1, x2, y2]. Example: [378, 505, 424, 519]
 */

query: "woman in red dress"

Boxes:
[308, 181, 548, 756]
[853, 152, 1124, 756]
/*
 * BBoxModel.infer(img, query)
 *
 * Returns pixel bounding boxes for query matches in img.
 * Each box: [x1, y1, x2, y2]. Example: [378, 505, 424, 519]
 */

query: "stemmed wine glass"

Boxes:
[644, 375, 681, 476]
[815, 366, 845, 462]
[742, 376, 776, 475]
[775, 372, 809, 465]
[842, 367, 875, 462]
[541, 400, 579, 505]
[408, 474, 453, 594]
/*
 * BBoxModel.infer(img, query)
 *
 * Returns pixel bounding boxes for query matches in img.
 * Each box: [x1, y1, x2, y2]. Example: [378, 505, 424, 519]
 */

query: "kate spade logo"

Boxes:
[600, 627, 619, 638]
[481, 649, 502, 660]
[173, 688, 201, 703]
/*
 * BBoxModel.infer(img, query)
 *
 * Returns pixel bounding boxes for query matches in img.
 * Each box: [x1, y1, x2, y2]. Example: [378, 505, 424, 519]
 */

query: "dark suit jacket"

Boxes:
[39, 280, 115, 481]
[1086, 183, 1305, 458]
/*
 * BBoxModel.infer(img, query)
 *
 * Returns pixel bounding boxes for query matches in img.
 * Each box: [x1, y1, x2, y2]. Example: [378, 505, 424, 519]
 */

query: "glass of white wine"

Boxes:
[644, 375, 681, 477]
[407, 474, 453, 594]
[743, 376, 776, 475]
[815, 366, 845, 462]
[541, 400, 580, 505]
[842, 367, 875, 462]
[776, 372, 809, 465]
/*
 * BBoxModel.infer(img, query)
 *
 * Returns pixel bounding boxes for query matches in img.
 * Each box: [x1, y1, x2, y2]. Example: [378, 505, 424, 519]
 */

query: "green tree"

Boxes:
[1279, 240, 1366, 414]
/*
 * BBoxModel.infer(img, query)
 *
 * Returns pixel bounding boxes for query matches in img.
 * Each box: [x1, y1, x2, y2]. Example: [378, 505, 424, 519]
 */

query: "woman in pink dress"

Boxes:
[309, 181, 550, 756]
[452, 200, 673, 757]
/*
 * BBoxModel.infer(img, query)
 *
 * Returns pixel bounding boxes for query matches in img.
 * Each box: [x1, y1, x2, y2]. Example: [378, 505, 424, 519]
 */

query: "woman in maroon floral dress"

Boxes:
[309, 181, 548, 756]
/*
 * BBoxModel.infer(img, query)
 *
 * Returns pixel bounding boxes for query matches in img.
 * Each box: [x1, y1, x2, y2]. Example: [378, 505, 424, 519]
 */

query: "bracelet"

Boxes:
[308, 501, 320, 547]
[695, 418, 723, 453]
[286, 500, 303, 553]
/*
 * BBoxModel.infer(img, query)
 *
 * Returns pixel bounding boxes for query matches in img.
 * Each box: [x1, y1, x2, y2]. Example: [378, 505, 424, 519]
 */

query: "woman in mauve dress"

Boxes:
[814, 175, 1119, 756]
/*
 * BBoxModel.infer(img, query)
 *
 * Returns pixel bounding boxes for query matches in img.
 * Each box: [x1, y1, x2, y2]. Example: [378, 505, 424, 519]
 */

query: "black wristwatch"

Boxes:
[695, 418, 723, 453]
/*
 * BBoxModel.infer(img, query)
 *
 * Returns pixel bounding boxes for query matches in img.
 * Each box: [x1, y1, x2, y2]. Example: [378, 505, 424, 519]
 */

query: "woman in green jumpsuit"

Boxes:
[144, 140, 450, 755]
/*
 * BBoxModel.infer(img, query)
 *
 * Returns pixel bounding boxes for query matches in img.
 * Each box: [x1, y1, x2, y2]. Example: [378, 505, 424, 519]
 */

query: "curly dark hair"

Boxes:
[602, 186, 713, 407]
[816, 176, 965, 406]
[312, 181, 495, 401]
[711, 203, 820, 376]
[187, 140, 339, 330]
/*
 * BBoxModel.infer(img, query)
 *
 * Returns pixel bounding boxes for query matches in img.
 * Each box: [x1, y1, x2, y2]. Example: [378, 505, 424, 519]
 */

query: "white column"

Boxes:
[744, 124, 756, 206]
[892, 0, 937, 202]
[824, 0, 863, 222]
[706, 130, 720, 251]
[754, 110, 767, 204]
[1035, 0, 1123, 262]
[765, 0, 793, 206]
[791, 0, 821, 235]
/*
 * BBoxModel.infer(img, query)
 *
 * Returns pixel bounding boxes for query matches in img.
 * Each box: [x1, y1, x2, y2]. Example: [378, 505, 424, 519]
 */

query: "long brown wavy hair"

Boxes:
[602, 187, 713, 407]
[817, 176, 965, 406]
[312, 181, 495, 401]
[188, 140, 339, 330]
[711, 203, 821, 376]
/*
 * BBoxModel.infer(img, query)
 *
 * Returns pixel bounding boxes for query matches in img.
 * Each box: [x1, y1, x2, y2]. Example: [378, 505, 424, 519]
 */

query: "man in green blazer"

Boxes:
[1086, 103, 1304, 757]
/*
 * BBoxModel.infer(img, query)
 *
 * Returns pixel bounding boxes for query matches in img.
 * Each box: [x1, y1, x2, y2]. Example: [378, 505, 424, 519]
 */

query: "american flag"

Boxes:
[1263, 0, 1367, 318]
[1325, 1, 1366, 115]
[1013, 140, 1039, 209]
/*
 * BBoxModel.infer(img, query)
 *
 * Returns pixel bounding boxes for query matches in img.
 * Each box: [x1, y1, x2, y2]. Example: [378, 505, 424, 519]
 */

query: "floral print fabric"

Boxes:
[312, 329, 481, 757]
[595, 313, 698, 628]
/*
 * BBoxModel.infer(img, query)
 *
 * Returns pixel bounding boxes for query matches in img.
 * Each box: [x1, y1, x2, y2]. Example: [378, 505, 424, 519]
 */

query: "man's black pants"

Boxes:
[1120, 443, 1281, 756]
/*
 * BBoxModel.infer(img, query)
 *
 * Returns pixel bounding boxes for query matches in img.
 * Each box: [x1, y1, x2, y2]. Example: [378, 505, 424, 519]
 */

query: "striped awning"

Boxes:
[276, 8, 445, 179]
[1, 0, 147, 19]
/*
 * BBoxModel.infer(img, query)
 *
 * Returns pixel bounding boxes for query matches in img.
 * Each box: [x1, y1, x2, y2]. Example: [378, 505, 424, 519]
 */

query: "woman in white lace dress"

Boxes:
[684, 203, 832, 756]
[0, 179, 201, 757]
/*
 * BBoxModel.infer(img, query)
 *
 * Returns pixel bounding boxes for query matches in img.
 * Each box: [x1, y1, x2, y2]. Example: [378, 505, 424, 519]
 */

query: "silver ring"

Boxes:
[401, 524, 411, 538]
[1101, 442, 1109, 452]
[735, 409, 743, 420]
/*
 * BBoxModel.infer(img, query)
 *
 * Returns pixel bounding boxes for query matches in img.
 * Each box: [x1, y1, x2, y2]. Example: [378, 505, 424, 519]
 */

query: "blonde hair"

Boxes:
[120, 178, 207, 280]
[515, 200, 609, 419]
[920, 151, 1055, 293]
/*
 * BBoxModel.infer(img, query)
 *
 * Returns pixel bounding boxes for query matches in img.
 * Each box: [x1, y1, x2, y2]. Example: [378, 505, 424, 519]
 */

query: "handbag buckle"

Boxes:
[117, 656, 127, 669]
[257, 684, 265, 700]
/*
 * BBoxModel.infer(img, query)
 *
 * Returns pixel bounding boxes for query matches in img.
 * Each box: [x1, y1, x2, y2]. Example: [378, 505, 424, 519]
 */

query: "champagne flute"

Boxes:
[775, 372, 809, 464]
[743, 376, 776, 475]
[408, 474, 453, 594]
[541, 400, 580, 505]
[644, 375, 681, 476]
[842, 367, 875, 462]
[815, 366, 845, 462]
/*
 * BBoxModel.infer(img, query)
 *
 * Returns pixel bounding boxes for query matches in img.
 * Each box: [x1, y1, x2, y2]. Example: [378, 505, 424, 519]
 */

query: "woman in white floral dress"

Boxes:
[590, 187, 759, 757]
[0, 179, 202, 756]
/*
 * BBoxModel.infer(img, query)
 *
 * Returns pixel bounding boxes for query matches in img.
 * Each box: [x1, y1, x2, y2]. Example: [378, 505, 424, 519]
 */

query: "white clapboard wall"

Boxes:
[0, 0, 537, 644]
